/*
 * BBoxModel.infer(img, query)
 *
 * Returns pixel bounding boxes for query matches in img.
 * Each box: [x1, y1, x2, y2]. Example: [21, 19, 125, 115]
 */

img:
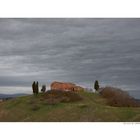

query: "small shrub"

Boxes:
[100, 87, 140, 107]
[41, 85, 46, 93]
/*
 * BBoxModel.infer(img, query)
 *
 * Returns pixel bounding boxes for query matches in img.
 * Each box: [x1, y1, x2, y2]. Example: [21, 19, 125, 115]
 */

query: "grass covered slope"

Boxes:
[0, 91, 140, 122]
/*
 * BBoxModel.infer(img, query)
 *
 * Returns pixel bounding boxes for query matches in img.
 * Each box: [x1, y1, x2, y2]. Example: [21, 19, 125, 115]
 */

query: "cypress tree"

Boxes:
[32, 81, 36, 94]
[94, 80, 99, 91]
[36, 81, 39, 94]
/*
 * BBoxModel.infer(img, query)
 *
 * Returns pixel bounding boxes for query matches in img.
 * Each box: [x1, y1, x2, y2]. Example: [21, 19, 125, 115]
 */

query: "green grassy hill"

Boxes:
[0, 91, 140, 122]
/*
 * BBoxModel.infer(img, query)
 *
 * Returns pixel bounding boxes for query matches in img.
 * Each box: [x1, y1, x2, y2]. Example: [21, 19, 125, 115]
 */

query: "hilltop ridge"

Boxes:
[0, 90, 140, 122]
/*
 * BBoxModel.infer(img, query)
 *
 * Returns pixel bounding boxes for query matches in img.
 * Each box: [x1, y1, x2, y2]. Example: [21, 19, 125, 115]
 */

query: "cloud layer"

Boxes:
[0, 19, 140, 97]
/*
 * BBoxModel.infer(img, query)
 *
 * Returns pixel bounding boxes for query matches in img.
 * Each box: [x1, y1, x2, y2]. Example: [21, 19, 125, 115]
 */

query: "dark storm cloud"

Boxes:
[0, 18, 140, 96]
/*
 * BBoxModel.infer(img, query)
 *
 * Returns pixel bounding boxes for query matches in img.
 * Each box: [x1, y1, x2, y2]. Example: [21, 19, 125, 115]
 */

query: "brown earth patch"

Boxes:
[42, 90, 83, 105]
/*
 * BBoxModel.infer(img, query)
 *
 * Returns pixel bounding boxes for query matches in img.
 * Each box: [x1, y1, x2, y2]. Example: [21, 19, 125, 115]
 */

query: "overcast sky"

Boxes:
[0, 19, 140, 96]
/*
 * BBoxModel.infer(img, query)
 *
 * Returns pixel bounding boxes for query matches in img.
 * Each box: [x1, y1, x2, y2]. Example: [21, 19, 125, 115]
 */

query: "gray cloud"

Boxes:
[0, 19, 140, 97]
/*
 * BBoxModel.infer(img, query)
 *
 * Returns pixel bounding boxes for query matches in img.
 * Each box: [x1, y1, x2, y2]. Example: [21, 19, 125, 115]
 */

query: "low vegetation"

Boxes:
[44, 90, 83, 104]
[100, 87, 140, 107]
[0, 89, 140, 122]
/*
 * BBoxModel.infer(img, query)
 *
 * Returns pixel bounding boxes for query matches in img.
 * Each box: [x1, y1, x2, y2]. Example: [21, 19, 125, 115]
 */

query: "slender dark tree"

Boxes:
[94, 80, 99, 91]
[36, 81, 39, 94]
[41, 85, 46, 93]
[32, 81, 36, 94]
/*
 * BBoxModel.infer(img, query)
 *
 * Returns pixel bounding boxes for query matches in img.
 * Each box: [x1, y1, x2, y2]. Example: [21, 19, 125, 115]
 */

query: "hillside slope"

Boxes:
[0, 92, 140, 122]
